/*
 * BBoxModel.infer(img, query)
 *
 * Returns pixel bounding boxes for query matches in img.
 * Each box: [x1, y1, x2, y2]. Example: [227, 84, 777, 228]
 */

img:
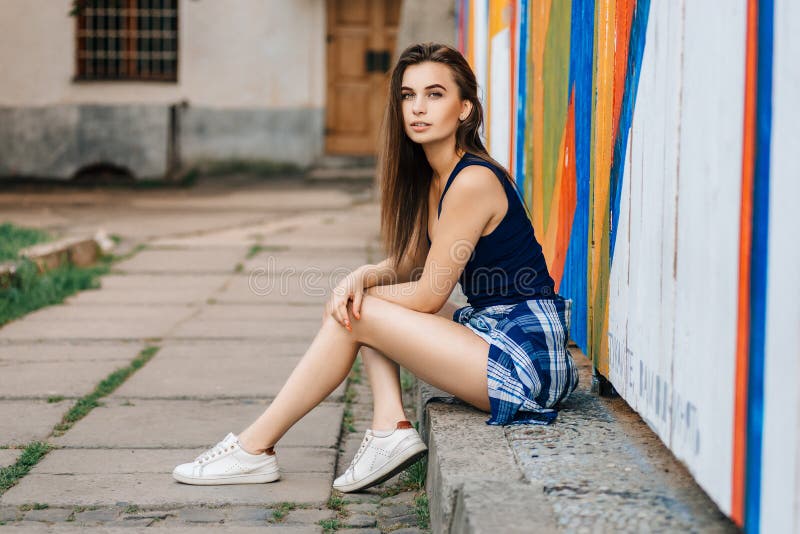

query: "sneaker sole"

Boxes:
[333, 441, 428, 493]
[172, 468, 280, 486]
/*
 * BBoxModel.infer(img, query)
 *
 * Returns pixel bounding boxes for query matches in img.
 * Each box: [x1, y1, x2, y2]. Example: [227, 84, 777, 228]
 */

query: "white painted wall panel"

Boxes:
[671, 1, 746, 513]
[760, 1, 800, 531]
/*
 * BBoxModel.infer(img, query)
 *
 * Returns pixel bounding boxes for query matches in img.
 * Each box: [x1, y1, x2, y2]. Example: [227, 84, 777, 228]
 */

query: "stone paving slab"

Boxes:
[0, 473, 332, 508]
[97, 274, 229, 291]
[0, 359, 130, 398]
[0, 343, 143, 363]
[0, 527, 321, 533]
[152, 340, 315, 360]
[65, 289, 212, 305]
[0, 449, 19, 468]
[0, 319, 177, 341]
[111, 354, 345, 401]
[19, 304, 199, 323]
[31, 448, 336, 475]
[0, 401, 65, 446]
[114, 248, 248, 274]
[243, 251, 367, 276]
[213, 276, 330, 305]
[167, 320, 322, 340]
[133, 188, 353, 211]
[53, 400, 343, 449]
[192, 305, 324, 322]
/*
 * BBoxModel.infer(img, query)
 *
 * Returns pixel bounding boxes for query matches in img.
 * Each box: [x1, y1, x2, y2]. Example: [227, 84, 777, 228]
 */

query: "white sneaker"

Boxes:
[333, 421, 428, 493]
[172, 432, 280, 485]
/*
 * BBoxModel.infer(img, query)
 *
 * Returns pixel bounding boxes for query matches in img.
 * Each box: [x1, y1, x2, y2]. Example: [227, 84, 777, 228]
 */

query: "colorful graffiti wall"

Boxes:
[455, 0, 799, 532]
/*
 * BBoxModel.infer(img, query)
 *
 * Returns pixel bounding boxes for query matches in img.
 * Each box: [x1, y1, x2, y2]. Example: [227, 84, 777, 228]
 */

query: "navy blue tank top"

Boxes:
[426, 153, 556, 308]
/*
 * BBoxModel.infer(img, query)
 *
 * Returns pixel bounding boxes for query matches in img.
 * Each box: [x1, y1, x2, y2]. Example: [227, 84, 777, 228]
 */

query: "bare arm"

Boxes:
[356, 224, 429, 288]
[363, 166, 497, 314]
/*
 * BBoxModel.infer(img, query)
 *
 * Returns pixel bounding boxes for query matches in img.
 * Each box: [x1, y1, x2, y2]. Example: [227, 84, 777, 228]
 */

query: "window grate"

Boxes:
[75, 0, 178, 81]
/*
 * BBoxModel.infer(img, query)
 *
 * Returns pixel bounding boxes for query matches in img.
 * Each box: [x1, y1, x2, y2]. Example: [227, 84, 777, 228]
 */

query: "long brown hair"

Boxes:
[377, 42, 532, 273]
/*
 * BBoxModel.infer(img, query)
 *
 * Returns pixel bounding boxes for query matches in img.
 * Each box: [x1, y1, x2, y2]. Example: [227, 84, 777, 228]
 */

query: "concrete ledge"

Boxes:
[18, 230, 113, 272]
[417, 382, 558, 534]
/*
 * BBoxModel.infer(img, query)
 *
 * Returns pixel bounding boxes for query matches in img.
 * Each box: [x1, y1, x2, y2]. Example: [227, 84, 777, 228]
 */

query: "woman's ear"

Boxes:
[460, 101, 473, 122]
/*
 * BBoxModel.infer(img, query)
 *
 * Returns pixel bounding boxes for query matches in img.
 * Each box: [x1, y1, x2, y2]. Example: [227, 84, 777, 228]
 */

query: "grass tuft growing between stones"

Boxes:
[318, 517, 341, 533]
[0, 258, 111, 327]
[399, 456, 428, 491]
[0, 442, 52, 496]
[0, 223, 51, 261]
[270, 501, 298, 522]
[53, 345, 161, 436]
[414, 492, 430, 530]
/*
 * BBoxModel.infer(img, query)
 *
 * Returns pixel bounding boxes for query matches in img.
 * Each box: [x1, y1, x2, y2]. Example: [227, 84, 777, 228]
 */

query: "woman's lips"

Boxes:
[410, 123, 431, 132]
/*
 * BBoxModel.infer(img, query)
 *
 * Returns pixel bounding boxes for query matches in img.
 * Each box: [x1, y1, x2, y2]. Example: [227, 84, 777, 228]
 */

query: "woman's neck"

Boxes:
[424, 144, 465, 185]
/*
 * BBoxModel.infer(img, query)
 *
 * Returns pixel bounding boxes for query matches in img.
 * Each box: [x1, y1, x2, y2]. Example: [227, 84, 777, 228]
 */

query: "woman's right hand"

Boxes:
[323, 267, 367, 331]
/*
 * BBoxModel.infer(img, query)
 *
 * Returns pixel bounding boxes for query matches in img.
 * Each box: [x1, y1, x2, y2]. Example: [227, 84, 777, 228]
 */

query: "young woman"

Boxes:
[172, 42, 579, 492]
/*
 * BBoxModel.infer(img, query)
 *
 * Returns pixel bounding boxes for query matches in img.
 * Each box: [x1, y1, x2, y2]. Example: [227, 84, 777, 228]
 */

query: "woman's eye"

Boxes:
[401, 93, 413, 100]
[429, 92, 442, 98]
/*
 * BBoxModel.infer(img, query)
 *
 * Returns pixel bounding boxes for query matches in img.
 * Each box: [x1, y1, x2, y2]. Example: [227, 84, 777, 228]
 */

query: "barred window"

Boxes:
[75, 0, 178, 81]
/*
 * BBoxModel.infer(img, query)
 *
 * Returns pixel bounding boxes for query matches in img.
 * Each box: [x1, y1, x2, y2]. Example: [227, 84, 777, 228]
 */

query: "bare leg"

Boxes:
[362, 300, 464, 431]
[360, 346, 406, 431]
[238, 316, 360, 453]
[237, 295, 489, 454]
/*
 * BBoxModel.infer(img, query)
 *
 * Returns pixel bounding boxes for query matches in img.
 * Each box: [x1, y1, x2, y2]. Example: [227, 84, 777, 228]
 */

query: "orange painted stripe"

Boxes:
[731, 0, 758, 526]
[550, 89, 578, 291]
[612, 0, 634, 140]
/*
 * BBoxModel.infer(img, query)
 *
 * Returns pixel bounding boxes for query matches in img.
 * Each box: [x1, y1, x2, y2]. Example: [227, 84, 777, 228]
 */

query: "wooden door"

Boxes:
[325, 0, 402, 155]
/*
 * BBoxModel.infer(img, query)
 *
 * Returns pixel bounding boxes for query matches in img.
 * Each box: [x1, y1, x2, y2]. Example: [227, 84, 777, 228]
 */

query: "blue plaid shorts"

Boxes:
[452, 295, 580, 425]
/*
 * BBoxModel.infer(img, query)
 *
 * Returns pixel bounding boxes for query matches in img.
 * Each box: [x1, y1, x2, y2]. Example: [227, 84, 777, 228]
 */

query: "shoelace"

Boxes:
[195, 439, 236, 464]
[347, 434, 373, 472]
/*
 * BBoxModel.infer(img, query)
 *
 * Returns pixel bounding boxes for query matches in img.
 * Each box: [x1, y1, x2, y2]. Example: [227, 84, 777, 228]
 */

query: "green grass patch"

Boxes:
[0, 442, 52, 496]
[246, 244, 291, 259]
[0, 257, 111, 327]
[270, 501, 297, 522]
[326, 492, 346, 513]
[0, 223, 51, 262]
[349, 356, 363, 385]
[18, 502, 49, 511]
[414, 491, 430, 530]
[400, 367, 415, 394]
[53, 346, 160, 436]
[318, 518, 341, 533]
[399, 456, 428, 491]
[46, 395, 65, 404]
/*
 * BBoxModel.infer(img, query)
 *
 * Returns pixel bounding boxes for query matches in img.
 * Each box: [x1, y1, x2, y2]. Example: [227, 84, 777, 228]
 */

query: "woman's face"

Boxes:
[400, 61, 471, 145]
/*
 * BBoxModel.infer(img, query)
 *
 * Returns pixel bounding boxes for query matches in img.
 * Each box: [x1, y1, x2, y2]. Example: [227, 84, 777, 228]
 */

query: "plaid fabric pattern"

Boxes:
[452, 295, 580, 426]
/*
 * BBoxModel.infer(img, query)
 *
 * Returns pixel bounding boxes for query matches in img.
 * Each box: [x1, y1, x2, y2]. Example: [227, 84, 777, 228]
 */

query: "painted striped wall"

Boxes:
[455, 1, 798, 532]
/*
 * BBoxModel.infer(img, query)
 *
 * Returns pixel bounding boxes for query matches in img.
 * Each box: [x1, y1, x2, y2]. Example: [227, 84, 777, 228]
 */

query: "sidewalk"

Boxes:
[418, 346, 741, 534]
[0, 177, 742, 533]
[0, 179, 419, 531]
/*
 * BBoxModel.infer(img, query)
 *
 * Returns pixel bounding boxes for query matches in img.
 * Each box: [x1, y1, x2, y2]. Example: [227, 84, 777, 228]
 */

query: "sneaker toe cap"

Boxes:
[332, 471, 351, 489]
[172, 462, 198, 479]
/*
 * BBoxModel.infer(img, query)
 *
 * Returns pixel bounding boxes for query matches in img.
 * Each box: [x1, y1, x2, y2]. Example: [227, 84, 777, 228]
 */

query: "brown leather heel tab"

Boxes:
[396, 420, 414, 429]
[265, 447, 275, 456]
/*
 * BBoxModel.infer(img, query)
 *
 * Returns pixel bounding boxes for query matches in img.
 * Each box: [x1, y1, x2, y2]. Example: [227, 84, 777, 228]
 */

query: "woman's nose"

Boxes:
[412, 96, 426, 114]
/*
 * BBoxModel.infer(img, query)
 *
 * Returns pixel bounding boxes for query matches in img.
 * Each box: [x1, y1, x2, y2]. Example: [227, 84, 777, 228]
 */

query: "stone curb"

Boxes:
[19, 230, 114, 272]
[416, 382, 558, 534]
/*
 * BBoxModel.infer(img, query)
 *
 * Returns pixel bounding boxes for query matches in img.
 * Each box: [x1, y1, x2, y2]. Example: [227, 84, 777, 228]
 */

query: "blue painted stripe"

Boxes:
[515, 0, 529, 192]
[560, 0, 594, 350]
[609, 0, 650, 263]
[745, 1, 773, 531]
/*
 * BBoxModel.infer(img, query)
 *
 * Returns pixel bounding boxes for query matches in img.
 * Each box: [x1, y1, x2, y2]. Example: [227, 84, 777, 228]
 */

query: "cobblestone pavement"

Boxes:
[505, 347, 740, 534]
[0, 178, 427, 532]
